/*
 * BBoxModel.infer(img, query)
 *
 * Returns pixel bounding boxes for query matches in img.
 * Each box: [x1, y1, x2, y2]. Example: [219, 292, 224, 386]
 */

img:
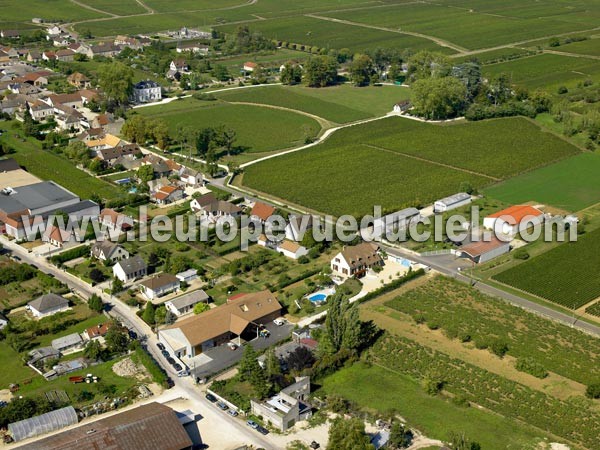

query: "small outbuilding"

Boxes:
[457, 237, 510, 264]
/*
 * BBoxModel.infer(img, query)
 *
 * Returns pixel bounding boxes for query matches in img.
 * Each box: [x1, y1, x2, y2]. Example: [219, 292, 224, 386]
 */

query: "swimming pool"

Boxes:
[308, 293, 327, 302]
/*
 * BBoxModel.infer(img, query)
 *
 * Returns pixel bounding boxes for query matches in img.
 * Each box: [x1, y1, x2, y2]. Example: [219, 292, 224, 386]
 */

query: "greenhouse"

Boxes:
[8, 406, 78, 442]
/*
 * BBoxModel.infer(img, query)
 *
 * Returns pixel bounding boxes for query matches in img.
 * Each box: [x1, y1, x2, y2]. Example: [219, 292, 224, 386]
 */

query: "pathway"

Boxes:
[69, 0, 118, 17]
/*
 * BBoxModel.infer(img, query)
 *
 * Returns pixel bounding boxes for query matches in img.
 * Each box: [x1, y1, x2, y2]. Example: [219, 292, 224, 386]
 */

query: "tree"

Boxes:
[216, 126, 237, 156]
[326, 417, 374, 450]
[264, 348, 281, 378]
[304, 56, 338, 87]
[196, 127, 216, 157]
[154, 305, 167, 324]
[239, 345, 270, 398]
[388, 422, 413, 449]
[111, 277, 124, 294]
[406, 51, 451, 82]
[211, 64, 230, 82]
[142, 302, 156, 325]
[88, 159, 104, 174]
[451, 62, 482, 100]
[387, 63, 402, 82]
[98, 61, 134, 105]
[285, 346, 315, 372]
[88, 294, 104, 312]
[137, 164, 154, 183]
[22, 109, 38, 137]
[105, 324, 129, 354]
[193, 302, 210, 314]
[449, 432, 481, 450]
[280, 63, 303, 85]
[350, 54, 375, 87]
[148, 118, 169, 150]
[122, 115, 148, 143]
[64, 140, 91, 166]
[322, 293, 362, 354]
[585, 383, 600, 399]
[486, 73, 512, 106]
[84, 340, 104, 361]
[165, 310, 177, 325]
[411, 77, 467, 120]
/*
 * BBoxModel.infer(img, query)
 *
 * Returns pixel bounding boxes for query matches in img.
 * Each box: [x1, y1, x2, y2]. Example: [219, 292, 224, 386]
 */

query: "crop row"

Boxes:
[368, 334, 600, 449]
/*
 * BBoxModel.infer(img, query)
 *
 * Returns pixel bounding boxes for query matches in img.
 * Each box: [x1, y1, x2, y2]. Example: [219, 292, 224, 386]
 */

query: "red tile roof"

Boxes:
[487, 205, 543, 225]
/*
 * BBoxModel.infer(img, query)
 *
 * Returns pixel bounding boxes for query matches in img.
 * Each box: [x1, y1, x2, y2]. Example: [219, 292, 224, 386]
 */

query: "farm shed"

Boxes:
[8, 406, 78, 442]
[433, 192, 471, 213]
[457, 237, 510, 264]
[371, 207, 420, 240]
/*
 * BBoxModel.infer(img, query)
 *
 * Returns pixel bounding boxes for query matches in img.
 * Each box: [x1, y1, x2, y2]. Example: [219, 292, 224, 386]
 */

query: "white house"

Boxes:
[91, 241, 130, 262]
[131, 80, 162, 104]
[99, 208, 134, 234]
[277, 240, 309, 260]
[331, 242, 382, 278]
[139, 273, 180, 300]
[113, 255, 147, 283]
[483, 205, 545, 236]
[42, 226, 76, 248]
[28, 294, 69, 318]
[433, 192, 471, 214]
[250, 201, 276, 223]
[180, 167, 203, 186]
[152, 185, 184, 205]
[165, 289, 209, 317]
[176, 269, 198, 283]
[285, 215, 313, 242]
[190, 193, 242, 223]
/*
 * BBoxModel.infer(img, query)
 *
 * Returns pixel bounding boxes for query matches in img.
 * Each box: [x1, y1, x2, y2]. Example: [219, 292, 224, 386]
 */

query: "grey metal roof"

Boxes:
[8, 406, 78, 442]
[51, 332, 83, 350]
[134, 80, 160, 89]
[116, 255, 147, 275]
[0, 158, 20, 172]
[28, 293, 69, 313]
[435, 192, 471, 207]
[168, 289, 209, 310]
[0, 181, 78, 214]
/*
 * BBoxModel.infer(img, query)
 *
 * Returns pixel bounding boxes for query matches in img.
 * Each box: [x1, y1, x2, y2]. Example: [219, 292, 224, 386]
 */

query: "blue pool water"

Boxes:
[308, 293, 327, 302]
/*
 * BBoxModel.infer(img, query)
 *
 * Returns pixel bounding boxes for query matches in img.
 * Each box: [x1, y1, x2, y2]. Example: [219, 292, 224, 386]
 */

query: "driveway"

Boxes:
[191, 323, 293, 379]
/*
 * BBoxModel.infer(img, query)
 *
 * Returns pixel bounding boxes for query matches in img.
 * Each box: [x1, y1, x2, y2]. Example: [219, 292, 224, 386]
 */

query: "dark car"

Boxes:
[11, 255, 21, 261]
[161, 350, 170, 357]
[29, 264, 38, 270]
[216, 402, 228, 411]
[173, 363, 182, 372]
[256, 426, 269, 435]
[310, 442, 320, 449]
[156, 343, 165, 351]
[128, 330, 137, 339]
[205, 393, 217, 403]
[166, 357, 176, 365]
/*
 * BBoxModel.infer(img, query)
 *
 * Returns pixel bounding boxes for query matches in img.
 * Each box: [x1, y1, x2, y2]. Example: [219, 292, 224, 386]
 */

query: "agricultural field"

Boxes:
[0, 0, 105, 22]
[216, 16, 453, 55]
[493, 227, 600, 309]
[452, 47, 540, 65]
[321, 1, 598, 50]
[555, 38, 600, 56]
[366, 334, 600, 450]
[385, 276, 600, 386]
[484, 153, 600, 212]
[320, 362, 553, 450]
[77, 0, 146, 16]
[586, 300, 600, 317]
[483, 53, 600, 90]
[142, 0, 245, 13]
[213, 48, 310, 74]
[135, 98, 321, 153]
[214, 84, 410, 124]
[0, 123, 124, 201]
[241, 116, 579, 216]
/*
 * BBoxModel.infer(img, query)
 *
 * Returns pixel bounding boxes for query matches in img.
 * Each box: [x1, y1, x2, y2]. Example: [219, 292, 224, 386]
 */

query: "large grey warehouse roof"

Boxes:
[0, 181, 78, 214]
[435, 192, 470, 207]
[8, 406, 78, 442]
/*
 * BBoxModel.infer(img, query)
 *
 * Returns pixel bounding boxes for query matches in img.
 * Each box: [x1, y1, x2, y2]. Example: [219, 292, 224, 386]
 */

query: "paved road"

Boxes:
[0, 237, 280, 449]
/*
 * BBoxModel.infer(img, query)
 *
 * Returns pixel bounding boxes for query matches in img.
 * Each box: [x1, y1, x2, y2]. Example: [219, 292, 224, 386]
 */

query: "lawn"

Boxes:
[319, 362, 550, 450]
[484, 153, 600, 212]
[241, 116, 579, 216]
[493, 227, 600, 309]
[215, 84, 410, 124]
[385, 276, 600, 386]
[483, 53, 600, 90]
[136, 99, 321, 153]
[0, 123, 124, 201]
[216, 15, 454, 55]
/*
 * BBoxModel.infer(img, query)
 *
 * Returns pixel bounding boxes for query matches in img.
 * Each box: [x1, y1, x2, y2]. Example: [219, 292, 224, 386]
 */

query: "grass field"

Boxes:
[136, 98, 321, 153]
[0, 0, 106, 22]
[483, 53, 600, 90]
[216, 15, 453, 55]
[484, 153, 600, 212]
[0, 123, 124, 201]
[385, 276, 600, 386]
[320, 362, 550, 450]
[214, 84, 410, 124]
[241, 116, 579, 216]
[493, 227, 600, 309]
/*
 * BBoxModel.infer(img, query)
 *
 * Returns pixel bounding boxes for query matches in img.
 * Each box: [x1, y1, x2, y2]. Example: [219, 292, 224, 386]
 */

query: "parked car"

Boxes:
[256, 426, 269, 435]
[273, 318, 286, 326]
[227, 409, 238, 417]
[29, 264, 38, 270]
[128, 330, 137, 339]
[205, 393, 217, 403]
[161, 350, 170, 357]
[156, 343, 165, 351]
[310, 442, 320, 449]
[217, 402, 228, 411]
[173, 363, 182, 372]
[11, 255, 20, 261]
[246, 420, 259, 429]
[166, 357, 176, 365]
[177, 369, 189, 378]
[227, 342, 238, 351]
